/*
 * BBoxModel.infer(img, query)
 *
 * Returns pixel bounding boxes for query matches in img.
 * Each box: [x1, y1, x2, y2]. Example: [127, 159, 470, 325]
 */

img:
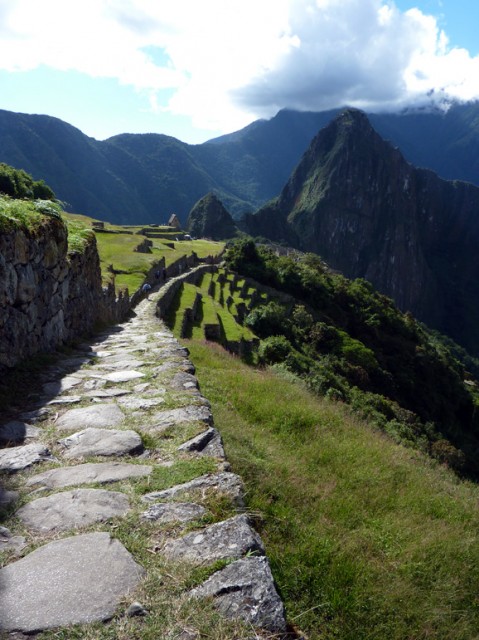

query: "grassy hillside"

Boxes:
[187, 339, 479, 640]
[222, 239, 479, 478]
[63, 213, 223, 293]
[162, 235, 479, 638]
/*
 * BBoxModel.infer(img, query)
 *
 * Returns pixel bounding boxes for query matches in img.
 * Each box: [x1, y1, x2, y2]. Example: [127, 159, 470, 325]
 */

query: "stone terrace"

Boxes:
[0, 288, 287, 638]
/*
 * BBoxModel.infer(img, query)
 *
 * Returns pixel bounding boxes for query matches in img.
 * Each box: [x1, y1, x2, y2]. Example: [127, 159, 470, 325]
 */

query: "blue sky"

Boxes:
[394, 0, 479, 55]
[0, 0, 478, 144]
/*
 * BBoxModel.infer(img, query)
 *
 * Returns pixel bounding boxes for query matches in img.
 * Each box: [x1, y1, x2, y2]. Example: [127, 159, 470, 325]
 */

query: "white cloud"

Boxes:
[0, 0, 478, 134]
[234, 0, 479, 115]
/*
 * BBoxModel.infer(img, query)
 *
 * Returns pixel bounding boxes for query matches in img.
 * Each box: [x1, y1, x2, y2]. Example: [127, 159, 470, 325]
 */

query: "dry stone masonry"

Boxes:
[0, 216, 132, 371]
[0, 286, 288, 637]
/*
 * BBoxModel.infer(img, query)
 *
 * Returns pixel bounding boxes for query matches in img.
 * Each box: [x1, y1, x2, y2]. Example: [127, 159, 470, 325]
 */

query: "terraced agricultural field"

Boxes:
[166, 269, 261, 355]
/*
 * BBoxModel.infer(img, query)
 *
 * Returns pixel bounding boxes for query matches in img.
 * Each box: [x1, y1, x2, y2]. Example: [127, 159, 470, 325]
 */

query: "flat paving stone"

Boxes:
[82, 388, 131, 398]
[0, 443, 53, 472]
[150, 405, 213, 429]
[0, 421, 41, 444]
[16, 488, 130, 532]
[27, 461, 153, 489]
[162, 514, 264, 565]
[191, 556, 287, 633]
[116, 396, 164, 410]
[57, 356, 92, 369]
[46, 396, 82, 405]
[59, 428, 143, 459]
[133, 383, 151, 393]
[100, 358, 146, 370]
[142, 502, 207, 524]
[93, 370, 146, 383]
[55, 403, 125, 432]
[82, 378, 107, 390]
[142, 472, 244, 507]
[0, 532, 145, 633]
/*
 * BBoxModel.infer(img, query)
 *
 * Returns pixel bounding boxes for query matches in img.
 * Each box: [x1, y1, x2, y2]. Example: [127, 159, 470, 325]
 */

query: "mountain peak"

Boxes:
[245, 110, 479, 353]
[187, 192, 237, 240]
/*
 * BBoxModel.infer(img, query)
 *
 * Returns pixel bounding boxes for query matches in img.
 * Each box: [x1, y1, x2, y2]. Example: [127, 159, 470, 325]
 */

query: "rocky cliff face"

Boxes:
[0, 217, 104, 368]
[245, 109, 479, 354]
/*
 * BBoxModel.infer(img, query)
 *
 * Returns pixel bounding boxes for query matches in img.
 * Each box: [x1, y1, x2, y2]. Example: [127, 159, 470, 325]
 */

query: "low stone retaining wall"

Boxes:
[154, 264, 217, 320]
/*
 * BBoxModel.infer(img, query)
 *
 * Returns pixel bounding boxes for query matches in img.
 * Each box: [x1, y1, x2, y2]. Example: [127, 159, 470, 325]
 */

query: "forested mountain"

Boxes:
[243, 109, 479, 355]
[2, 102, 479, 225]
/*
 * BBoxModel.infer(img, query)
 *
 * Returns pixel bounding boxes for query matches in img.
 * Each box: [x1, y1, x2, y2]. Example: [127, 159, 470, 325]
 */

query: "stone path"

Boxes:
[0, 286, 287, 638]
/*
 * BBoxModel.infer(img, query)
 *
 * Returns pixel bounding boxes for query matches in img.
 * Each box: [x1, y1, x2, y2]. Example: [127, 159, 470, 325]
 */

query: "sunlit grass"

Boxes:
[187, 339, 479, 640]
[62, 212, 223, 293]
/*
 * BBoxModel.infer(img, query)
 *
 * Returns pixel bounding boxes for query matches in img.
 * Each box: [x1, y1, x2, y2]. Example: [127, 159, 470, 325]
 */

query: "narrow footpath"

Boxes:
[0, 287, 287, 639]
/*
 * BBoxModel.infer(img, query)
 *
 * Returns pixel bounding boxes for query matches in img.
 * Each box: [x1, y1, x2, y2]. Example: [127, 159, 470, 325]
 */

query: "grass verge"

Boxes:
[186, 339, 479, 640]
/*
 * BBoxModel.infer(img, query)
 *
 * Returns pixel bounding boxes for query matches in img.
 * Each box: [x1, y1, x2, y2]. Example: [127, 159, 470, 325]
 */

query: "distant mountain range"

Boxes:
[243, 109, 479, 355]
[2, 102, 479, 225]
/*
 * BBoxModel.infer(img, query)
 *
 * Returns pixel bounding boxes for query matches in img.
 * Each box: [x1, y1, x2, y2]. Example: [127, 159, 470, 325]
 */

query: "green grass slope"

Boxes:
[188, 339, 479, 640]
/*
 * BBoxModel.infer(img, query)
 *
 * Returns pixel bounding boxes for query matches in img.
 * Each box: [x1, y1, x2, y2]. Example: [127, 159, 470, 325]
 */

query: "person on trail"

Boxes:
[141, 283, 152, 298]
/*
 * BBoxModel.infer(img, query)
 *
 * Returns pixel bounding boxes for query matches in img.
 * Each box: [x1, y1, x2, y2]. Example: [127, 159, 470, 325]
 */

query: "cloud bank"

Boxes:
[1, 0, 479, 133]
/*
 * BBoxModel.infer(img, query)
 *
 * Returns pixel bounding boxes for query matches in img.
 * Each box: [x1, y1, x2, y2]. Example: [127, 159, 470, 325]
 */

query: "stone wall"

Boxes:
[0, 218, 117, 370]
[155, 264, 217, 320]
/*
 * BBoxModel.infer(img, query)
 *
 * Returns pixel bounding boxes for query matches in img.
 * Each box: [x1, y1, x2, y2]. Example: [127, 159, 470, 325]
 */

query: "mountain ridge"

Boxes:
[2, 102, 479, 224]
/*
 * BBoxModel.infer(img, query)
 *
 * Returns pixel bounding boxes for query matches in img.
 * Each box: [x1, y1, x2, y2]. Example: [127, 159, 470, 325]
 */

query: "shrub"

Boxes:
[245, 301, 289, 337]
[0, 163, 55, 200]
[431, 439, 467, 472]
[339, 332, 378, 371]
[258, 335, 293, 364]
